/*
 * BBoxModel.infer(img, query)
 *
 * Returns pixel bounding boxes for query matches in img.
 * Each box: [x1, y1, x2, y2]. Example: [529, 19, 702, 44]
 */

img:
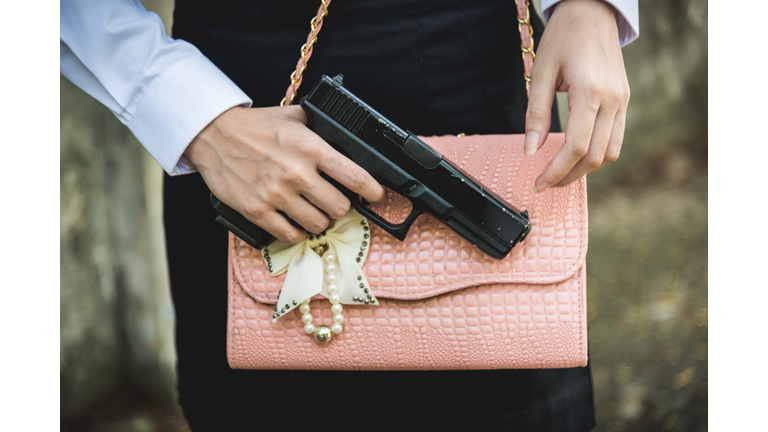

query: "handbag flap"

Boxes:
[231, 133, 587, 304]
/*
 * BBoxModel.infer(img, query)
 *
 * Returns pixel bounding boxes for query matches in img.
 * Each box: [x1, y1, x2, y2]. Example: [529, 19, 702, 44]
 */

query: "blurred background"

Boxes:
[60, 0, 707, 430]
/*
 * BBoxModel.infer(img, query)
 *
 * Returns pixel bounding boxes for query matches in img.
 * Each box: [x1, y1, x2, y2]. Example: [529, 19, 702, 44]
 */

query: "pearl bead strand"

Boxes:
[302, 251, 343, 342]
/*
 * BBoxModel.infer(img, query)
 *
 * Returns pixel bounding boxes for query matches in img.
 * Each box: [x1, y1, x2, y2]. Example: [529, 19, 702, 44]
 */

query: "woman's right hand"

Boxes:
[185, 105, 386, 244]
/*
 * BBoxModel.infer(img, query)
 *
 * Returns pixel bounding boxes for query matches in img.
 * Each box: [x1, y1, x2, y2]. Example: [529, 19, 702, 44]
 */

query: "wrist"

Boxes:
[552, 0, 617, 21]
[552, 1, 622, 37]
[185, 106, 244, 167]
[547, 0, 621, 45]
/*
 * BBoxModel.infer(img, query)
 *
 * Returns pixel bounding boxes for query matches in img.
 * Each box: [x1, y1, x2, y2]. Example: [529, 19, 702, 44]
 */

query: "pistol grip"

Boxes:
[210, 193, 277, 249]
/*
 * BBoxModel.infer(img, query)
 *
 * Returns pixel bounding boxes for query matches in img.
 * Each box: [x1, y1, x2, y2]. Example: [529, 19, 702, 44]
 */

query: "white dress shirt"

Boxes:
[60, 0, 639, 176]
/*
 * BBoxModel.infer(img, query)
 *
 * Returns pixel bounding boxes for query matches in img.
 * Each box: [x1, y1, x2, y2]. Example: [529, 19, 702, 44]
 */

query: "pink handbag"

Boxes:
[226, 0, 588, 370]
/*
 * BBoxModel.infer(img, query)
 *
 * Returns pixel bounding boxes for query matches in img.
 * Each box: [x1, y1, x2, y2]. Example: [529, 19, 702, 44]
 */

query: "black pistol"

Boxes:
[212, 74, 531, 259]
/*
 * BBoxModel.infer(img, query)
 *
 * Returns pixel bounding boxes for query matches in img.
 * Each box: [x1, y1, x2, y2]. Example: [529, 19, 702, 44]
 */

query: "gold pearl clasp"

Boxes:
[314, 325, 333, 343]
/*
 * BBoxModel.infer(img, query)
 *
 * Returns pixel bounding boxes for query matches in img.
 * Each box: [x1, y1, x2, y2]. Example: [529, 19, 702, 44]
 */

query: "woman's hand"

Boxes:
[185, 105, 385, 243]
[524, 0, 630, 192]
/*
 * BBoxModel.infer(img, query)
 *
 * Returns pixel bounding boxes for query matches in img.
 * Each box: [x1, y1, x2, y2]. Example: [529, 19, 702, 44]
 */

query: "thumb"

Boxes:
[524, 59, 558, 156]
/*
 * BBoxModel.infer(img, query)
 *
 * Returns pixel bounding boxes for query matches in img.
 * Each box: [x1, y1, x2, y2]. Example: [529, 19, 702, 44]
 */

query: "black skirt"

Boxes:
[165, 1, 594, 430]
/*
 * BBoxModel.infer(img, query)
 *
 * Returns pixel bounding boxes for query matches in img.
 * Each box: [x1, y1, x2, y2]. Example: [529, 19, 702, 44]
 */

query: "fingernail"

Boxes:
[534, 182, 550, 194]
[524, 132, 539, 156]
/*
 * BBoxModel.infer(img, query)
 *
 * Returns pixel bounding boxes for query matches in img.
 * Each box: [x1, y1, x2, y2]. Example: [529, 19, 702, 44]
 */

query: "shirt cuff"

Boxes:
[540, 0, 639, 46]
[125, 54, 252, 176]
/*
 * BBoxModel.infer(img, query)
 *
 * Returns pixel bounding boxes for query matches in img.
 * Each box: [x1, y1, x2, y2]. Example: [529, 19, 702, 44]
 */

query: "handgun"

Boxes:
[212, 74, 531, 259]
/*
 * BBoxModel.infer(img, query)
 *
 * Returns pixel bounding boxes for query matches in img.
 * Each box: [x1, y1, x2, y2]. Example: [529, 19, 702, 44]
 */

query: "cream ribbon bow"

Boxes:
[264, 208, 378, 322]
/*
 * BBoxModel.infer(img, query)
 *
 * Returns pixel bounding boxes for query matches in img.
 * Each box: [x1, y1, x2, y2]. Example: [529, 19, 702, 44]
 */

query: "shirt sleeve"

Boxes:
[540, 0, 639, 46]
[60, 0, 253, 176]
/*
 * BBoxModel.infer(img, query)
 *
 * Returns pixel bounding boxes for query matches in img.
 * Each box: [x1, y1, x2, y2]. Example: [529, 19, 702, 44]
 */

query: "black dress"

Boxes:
[165, 1, 595, 430]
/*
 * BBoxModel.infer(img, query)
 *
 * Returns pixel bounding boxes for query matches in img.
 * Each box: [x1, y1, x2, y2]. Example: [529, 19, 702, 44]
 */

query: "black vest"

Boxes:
[172, 0, 558, 135]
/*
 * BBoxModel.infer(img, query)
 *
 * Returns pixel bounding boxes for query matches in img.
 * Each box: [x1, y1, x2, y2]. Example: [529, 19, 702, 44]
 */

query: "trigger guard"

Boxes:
[350, 197, 422, 241]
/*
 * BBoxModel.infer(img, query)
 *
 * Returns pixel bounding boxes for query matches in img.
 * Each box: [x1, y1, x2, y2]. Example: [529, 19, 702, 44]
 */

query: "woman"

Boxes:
[62, 0, 637, 429]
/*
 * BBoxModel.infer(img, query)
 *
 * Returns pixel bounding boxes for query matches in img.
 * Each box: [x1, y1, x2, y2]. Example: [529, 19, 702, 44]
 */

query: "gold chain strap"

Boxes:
[515, 0, 535, 93]
[280, 0, 331, 106]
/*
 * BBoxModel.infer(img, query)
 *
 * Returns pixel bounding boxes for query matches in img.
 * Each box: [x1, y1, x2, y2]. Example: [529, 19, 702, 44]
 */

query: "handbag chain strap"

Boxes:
[515, 0, 535, 95]
[280, 0, 332, 106]
[280, 0, 534, 106]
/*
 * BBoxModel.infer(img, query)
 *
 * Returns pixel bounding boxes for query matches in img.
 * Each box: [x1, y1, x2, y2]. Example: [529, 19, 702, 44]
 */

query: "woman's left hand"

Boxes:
[524, 0, 631, 192]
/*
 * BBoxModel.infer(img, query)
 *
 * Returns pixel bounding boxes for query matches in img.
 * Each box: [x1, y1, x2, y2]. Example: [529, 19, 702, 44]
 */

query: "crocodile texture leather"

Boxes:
[227, 133, 588, 370]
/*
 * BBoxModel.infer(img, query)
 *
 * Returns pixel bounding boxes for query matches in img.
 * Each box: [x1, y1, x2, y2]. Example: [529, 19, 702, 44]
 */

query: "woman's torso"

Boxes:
[165, 2, 589, 431]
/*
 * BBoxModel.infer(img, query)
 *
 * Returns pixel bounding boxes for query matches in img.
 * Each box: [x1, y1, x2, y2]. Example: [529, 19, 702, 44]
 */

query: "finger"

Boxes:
[279, 194, 332, 235]
[534, 94, 598, 193]
[242, 205, 307, 244]
[601, 105, 626, 167]
[554, 107, 616, 187]
[300, 174, 352, 220]
[317, 150, 386, 205]
[524, 58, 558, 156]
